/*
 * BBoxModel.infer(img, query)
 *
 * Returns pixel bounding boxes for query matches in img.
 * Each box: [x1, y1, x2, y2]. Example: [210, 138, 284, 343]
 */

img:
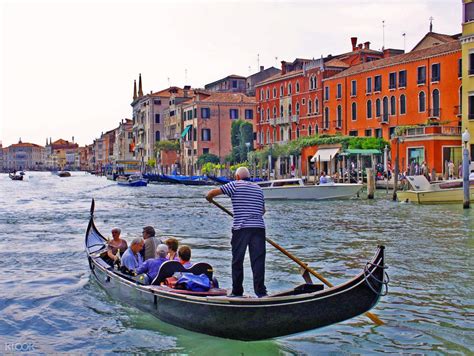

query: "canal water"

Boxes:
[0, 172, 472, 355]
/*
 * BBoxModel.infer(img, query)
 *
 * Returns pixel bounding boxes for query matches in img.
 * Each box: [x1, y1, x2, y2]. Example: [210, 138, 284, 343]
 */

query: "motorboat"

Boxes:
[58, 171, 71, 177]
[397, 175, 474, 204]
[116, 174, 148, 187]
[257, 178, 363, 200]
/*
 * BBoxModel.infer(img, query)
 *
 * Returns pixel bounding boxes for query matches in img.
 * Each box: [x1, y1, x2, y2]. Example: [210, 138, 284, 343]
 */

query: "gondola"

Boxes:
[9, 173, 23, 181]
[85, 199, 387, 341]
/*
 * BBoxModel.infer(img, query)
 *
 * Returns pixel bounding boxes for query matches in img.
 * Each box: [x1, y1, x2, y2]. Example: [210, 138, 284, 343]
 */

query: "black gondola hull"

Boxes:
[85, 201, 385, 341]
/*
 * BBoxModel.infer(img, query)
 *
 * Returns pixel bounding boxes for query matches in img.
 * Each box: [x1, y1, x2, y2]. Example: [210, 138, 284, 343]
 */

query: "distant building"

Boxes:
[462, 0, 474, 171]
[245, 66, 280, 96]
[45, 138, 79, 170]
[4, 140, 45, 171]
[113, 118, 134, 162]
[0, 142, 3, 171]
[205, 74, 246, 93]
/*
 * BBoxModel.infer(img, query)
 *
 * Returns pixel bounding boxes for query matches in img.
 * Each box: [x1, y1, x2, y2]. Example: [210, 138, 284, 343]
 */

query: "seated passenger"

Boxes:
[178, 245, 193, 268]
[136, 244, 169, 283]
[165, 238, 179, 261]
[319, 171, 328, 184]
[121, 237, 144, 274]
[107, 228, 128, 264]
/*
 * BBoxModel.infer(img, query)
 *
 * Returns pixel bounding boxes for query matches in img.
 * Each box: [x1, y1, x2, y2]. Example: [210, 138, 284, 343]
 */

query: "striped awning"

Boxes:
[310, 148, 340, 162]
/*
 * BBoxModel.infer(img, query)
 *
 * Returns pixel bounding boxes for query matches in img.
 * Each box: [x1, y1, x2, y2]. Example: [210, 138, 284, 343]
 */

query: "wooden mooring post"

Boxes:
[366, 168, 375, 199]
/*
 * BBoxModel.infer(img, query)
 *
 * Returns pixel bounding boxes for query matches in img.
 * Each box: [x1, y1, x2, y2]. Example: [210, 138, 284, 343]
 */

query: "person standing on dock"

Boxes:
[206, 167, 267, 298]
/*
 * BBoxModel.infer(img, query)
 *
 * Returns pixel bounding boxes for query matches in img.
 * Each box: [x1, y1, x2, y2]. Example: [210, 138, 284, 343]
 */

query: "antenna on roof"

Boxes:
[185, 69, 188, 84]
[382, 20, 385, 50]
[257, 54, 260, 72]
[167, 77, 171, 87]
[248, 65, 251, 75]
[429, 16, 434, 32]
[275, 56, 278, 67]
[402, 33, 406, 52]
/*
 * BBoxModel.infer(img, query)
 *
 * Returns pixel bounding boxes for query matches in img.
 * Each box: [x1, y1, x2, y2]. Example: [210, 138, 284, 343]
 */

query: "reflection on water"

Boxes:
[0, 172, 473, 354]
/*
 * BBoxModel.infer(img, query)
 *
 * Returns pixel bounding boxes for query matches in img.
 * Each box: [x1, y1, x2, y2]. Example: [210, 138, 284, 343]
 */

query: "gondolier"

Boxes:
[206, 166, 267, 297]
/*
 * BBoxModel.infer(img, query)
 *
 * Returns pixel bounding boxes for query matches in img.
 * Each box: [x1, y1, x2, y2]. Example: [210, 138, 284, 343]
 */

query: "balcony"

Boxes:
[333, 120, 342, 129]
[403, 125, 461, 137]
[269, 118, 276, 126]
[428, 108, 441, 119]
[379, 114, 389, 124]
[276, 116, 290, 125]
[291, 115, 299, 123]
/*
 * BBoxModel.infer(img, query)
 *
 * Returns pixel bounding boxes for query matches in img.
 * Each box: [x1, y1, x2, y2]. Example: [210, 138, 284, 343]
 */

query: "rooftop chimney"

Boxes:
[364, 41, 370, 49]
[138, 73, 143, 97]
[351, 37, 357, 51]
[281, 61, 287, 75]
[358, 44, 363, 50]
[260, 65, 264, 72]
[133, 80, 137, 100]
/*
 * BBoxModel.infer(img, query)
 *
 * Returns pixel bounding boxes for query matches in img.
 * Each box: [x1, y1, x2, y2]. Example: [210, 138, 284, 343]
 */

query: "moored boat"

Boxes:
[58, 171, 71, 177]
[9, 173, 24, 181]
[397, 175, 474, 204]
[85, 199, 387, 340]
[116, 174, 148, 187]
[257, 178, 363, 200]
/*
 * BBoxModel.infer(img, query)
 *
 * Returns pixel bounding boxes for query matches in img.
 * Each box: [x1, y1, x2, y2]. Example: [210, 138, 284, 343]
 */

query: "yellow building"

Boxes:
[462, 0, 474, 169]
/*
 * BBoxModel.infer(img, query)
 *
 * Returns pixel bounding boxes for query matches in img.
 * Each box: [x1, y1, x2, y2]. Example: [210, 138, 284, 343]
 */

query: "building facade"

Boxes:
[45, 138, 80, 170]
[3, 140, 45, 170]
[113, 119, 134, 162]
[462, 0, 474, 170]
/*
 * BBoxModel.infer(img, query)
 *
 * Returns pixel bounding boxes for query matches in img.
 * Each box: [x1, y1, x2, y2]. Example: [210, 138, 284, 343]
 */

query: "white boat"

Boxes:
[397, 176, 474, 204]
[116, 174, 148, 187]
[257, 178, 363, 200]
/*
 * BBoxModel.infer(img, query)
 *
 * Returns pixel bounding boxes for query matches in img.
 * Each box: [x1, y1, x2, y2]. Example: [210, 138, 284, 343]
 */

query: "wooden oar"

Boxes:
[208, 198, 384, 326]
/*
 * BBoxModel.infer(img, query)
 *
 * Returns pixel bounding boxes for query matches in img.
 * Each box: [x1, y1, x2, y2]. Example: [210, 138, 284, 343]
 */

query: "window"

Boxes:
[408, 147, 425, 165]
[469, 94, 474, 119]
[365, 129, 372, 137]
[337, 83, 342, 99]
[193, 108, 197, 118]
[230, 109, 239, 119]
[458, 59, 462, 78]
[324, 86, 329, 101]
[432, 89, 440, 117]
[470, 53, 474, 75]
[203, 148, 209, 154]
[431, 63, 440, 82]
[288, 83, 292, 95]
[324, 107, 329, 128]
[201, 107, 210, 119]
[261, 108, 265, 121]
[375, 128, 382, 138]
[154, 99, 161, 105]
[351, 102, 357, 121]
[418, 91, 426, 112]
[201, 128, 211, 141]
[288, 103, 292, 116]
[266, 89, 270, 99]
[351, 80, 357, 96]
[389, 72, 397, 89]
[400, 94, 406, 115]
[302, 98, 306, 105]
[315, 124, 319, 135]
[296, 127, 300, 138]
[296, 81, 300, 93]
[273, 129, 276, 142]
[349, 130, 358, 137]
[260, 89, 264, 100]
[155, 131, 160, 142]
[375, 98, 381, 117]
[374, 75, 382, 92]
[367, 100, 372, 119]
[308, 125, 312, 136]
[382, 97, 389, 122]
[390, 96, 396, 115]
[337, 105, 342, 127]
[280, 85, 284, 97]
[308, 100, 313, 114]
[465, 2, 474, 22]
[315, 98, 319, 114]
[267, 108, 270, 120]
[155, 113, 160, 123]
[273, 106, 277, 118]
[244, 109, 253, 120]
[232, 80, 238, 88]
[273, 88, 277, 98]
[366, 77, 372, 94]
[296, 102, 300, 115]
[399, 70, 407, 88]
[417, 66, 426, 84]
[280, 105, 284, 117]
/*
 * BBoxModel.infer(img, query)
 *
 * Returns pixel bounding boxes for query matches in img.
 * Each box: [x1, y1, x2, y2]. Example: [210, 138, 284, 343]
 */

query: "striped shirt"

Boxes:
[220, 180, 265, 230]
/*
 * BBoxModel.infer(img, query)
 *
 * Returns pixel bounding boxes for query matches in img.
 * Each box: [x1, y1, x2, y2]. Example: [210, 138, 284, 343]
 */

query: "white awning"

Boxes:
[310, 148, 340, 162]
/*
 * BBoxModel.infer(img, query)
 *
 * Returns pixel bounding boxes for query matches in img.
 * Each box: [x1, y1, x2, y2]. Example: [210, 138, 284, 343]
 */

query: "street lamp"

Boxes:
[462, 128, 471, 209]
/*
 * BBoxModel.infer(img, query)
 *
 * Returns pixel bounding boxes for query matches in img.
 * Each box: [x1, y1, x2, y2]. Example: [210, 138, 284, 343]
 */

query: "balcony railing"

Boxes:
[333, 120, 342, 129]
[269, 118, 276, 126]
[276, 116, 290, 125]
[428, 108, 441, 119]
[441, 126, 461, 135]
[379, 114, 389, 124]
[404, 126, 461, 137]
[455, 105, 462, 116]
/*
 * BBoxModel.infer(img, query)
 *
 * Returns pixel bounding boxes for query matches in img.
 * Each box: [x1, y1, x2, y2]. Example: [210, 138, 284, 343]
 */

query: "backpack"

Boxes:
[175, 273, 211, 292]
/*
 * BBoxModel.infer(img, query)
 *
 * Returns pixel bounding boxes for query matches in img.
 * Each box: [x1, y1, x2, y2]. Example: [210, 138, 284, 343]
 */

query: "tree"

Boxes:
[239, 121, 254, 162]
[197, 153, 220, 166]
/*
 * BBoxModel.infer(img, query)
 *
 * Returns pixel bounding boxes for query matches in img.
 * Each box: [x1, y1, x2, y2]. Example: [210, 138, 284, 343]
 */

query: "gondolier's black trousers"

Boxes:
[231, 228, 267, 297]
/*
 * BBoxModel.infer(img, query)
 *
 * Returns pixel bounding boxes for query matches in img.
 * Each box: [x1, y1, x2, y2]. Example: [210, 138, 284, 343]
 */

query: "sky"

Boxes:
[0, 0, 461, 147]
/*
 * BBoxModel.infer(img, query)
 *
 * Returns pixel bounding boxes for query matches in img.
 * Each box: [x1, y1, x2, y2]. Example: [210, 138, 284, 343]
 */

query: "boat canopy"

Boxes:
[310, 148, 340, 162]
[341, 149, 381, 156]
[181, 125, 192, 138]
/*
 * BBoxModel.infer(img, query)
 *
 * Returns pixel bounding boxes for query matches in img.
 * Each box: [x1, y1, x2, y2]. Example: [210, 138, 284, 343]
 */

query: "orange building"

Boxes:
[323, 32, 462, 175]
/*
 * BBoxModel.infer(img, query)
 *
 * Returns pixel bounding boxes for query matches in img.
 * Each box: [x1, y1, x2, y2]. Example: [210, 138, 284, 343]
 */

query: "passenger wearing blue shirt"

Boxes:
[319, 171, 328, 184]
[136, 244, 169, 283]
[206, 167, 267, 298]
[121, 237, 144, 274]
[178, 245, 193, 268]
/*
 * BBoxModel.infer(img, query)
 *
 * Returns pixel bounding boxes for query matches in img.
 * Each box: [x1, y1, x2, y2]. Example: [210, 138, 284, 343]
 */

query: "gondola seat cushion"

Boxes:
[151, 261, 214, 285]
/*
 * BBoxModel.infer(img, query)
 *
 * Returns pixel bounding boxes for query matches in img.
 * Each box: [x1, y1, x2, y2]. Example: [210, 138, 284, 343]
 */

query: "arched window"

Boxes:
[266, 89, 270, 99]
[418, 91, 426, 112]
[266, 129, 270, 143]
[309, 77, 313, 90]
[337, 105, 343, 127]
[383, 97, 389, 121]
[288, 83, 292, 95]
[296, 126, 300, 138]
[273, 87, 277, 98]
[315, 124, 319, 135]
[289, 103, 292, 115]
[261, 108, 265, 121]
[260, 89, 264, 100]
[273, 106, 277, 118]
[367, 100, 372, 119]
[432, 89, 440, 117]
[375, 98, 381, 117]
[390, 96, 396, 116]
[309, 125, 312, 136]
[400, 95, 406, 115]
[296, 81, 300, 93]
[288, 128, 292, 140]
[267, 108, 270, 121]
[280, 105, 284, 117]
[280, 127, 284, 141]
[351, 102, 357, 121]
[273, 129, 276, 142]
[296, 102, 300, 115]
[280, 85, 284, 97]
[155, 130, 161, 142]
[324, 107, 329, 128]
[315, 98, 319, 114]
[308, 99, 313, 114]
